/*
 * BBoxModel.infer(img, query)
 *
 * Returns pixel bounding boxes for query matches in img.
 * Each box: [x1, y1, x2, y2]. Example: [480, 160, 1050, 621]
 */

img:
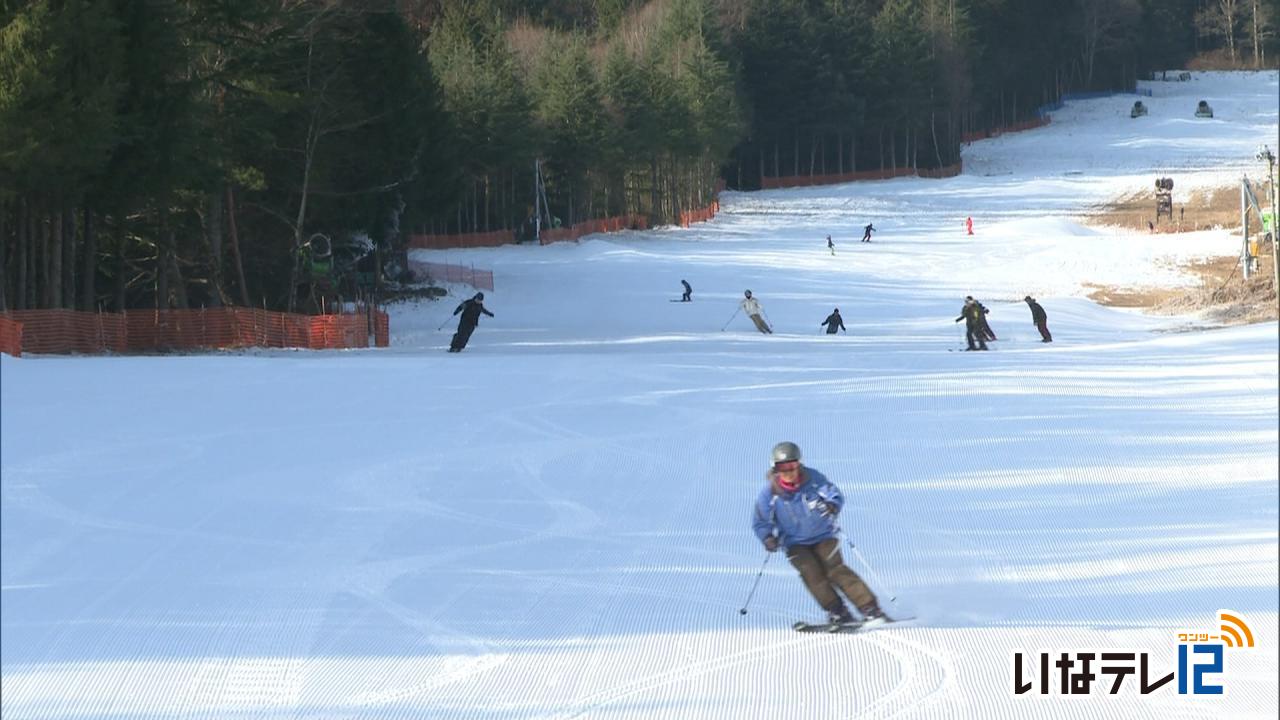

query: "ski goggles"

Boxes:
[773, 461, 800, 473]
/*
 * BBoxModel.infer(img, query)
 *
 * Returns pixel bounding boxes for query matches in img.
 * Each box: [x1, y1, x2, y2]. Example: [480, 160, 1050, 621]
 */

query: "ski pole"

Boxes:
[738, 552, 772, 615]
[437, 317, 452, 331]
[721, 307, 740, 331]
[843, 534, 897, 604]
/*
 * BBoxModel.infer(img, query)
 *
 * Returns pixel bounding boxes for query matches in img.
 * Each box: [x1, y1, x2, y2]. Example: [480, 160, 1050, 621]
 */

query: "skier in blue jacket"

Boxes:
[752, 441, 887, 626]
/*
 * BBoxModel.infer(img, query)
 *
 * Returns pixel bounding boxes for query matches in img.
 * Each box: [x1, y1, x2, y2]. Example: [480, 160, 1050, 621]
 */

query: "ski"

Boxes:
[792, 617, 911, 634]
[792, 620, 865, 634]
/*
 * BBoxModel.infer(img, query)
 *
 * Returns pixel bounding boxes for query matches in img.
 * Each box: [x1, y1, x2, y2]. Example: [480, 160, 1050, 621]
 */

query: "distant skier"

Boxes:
[740, 290, 772, 334]
[821, 308, 846, 334]
[861, 223, 875, 242]
[965, 216, 974, 235]
[681, 279, 693, 302]
[955, 296, 988, 351]
[1024, 295, 1052, 342]
[827, 235, 835, 255]
[752, 441, 888, 627]
[448, 292, 494, 352]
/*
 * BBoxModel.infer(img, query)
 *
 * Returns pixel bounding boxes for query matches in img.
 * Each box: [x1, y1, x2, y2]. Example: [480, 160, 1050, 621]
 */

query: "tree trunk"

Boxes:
[1252, 0, 1261, 67]
[168, 230, 188, 309]
[207, 190, 224, 307]
[63, 207, 76, 309]
[16, 199, 27, 310]
[82, 205, 96, 311]
[50, 211, 62, 309]
[890, 128, 897, 173]
[931, 111, 944, 169]
[225, 185, 251, 307]
[27, 203, 38, 309]
[0, 199, 7, 312]
[793, 131, 799, 177]
[114, 221, 127, 311]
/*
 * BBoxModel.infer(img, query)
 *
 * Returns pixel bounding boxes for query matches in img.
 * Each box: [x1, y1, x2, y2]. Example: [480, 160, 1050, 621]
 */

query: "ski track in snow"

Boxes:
[2, 71, 1278, 719]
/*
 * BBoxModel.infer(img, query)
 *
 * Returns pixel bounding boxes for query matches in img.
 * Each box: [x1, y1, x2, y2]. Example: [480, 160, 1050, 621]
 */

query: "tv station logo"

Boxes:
[1013, 610, 1255, 696]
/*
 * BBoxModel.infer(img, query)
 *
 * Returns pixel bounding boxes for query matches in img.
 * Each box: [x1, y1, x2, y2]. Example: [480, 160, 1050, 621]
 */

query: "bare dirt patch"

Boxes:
[1081, 184, 1278, 325]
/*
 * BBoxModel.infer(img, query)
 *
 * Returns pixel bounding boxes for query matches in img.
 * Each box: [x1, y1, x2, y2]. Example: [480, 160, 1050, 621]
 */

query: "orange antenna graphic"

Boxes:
[1219, 610, 1254, 648]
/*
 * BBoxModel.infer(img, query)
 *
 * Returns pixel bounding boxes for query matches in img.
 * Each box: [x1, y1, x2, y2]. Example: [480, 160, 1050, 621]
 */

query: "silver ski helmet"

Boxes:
[771, 441, 801, 466]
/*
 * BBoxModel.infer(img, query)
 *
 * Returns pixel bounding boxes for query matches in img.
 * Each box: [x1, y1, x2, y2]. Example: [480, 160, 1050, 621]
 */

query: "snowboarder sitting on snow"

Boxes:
[1024, 295, 1052, 342]
[821, 308, 846, 334]
[449, 292, 494, 352]
[861, 223, 875, 242]
[740, 290, 772, 334]
[955, 296, 988, 351]
[752, 442, 887, 627]
[681, 279, 692, 302]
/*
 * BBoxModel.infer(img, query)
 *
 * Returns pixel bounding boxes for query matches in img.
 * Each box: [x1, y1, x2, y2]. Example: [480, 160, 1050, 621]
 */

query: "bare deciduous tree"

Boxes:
[1077, 0, 1141, 89]
[1197, 0, 1245, 63]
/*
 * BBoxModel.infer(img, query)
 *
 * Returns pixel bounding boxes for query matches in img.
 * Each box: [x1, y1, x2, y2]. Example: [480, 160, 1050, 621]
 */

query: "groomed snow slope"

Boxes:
[2, 71, 1277, 719]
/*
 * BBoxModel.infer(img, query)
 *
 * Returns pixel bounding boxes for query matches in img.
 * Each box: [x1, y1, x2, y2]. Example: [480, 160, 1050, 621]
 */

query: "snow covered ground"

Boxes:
[3, 71, 1277, 719]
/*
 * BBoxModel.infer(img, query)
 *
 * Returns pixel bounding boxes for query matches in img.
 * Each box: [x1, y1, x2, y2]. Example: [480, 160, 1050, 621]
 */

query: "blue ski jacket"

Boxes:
[752, 466, 843, 549]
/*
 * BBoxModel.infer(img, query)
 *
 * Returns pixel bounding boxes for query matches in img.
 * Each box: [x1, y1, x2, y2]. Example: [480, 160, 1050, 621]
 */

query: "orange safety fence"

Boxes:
[408, 229, 515, 250]
[0, 315, 23, 357]
[406, 260, 495, 292]
[2, 307, 390, 356]
[961, 116, 1051, 144]
[761, 161, 963, 190]
[539, 214, 649, 245]
[679, 200, 720, 228]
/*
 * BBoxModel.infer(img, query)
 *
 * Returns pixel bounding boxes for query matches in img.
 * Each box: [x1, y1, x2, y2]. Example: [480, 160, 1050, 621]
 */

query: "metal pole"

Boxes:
[1242, 176, 1251, 280]
[844, 535, 898, 605]
[738, 552, 772, 615]
[721, 307, 740, 331]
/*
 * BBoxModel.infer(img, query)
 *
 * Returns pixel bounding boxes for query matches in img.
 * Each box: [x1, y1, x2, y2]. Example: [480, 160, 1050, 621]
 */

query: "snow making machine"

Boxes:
[1155, 177, 1174, 222]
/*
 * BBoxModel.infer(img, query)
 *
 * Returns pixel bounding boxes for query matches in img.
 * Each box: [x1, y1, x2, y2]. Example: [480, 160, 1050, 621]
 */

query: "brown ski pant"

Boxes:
[786, 538, 877, 614]
[749, 313, 772, 334]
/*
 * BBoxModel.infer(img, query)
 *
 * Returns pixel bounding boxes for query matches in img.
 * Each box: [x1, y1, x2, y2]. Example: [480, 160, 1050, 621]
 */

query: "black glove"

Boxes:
[763, 536, 779, 552]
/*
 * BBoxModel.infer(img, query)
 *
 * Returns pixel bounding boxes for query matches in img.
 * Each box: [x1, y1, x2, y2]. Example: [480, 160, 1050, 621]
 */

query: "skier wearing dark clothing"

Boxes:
[827, 235, 835, 255]
[955, 296, 989, 351]
[975, 300, 997, 341]
[681, 279, 692, 302]
[1024, 295, 1052, 342]
[821, 309, 846, 334]
[449, 292, 494, 352]
[861, 223, 875, 242]
[753, 442, 887, 627]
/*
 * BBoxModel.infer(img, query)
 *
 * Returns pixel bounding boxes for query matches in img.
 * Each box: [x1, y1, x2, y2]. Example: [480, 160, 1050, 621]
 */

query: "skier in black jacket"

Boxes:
[821, 308, 846, 334]
[955, 296, 988, 351]
[1024, 295, 1052, 342]
[449, 292, 494, 352]
[680, 279, 692, 302]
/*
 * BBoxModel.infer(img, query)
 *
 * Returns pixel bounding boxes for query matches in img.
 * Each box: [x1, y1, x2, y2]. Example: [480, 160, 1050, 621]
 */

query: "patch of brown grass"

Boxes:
[1083, 185, 1279, 324]
[1082, 185, 1249, 233]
